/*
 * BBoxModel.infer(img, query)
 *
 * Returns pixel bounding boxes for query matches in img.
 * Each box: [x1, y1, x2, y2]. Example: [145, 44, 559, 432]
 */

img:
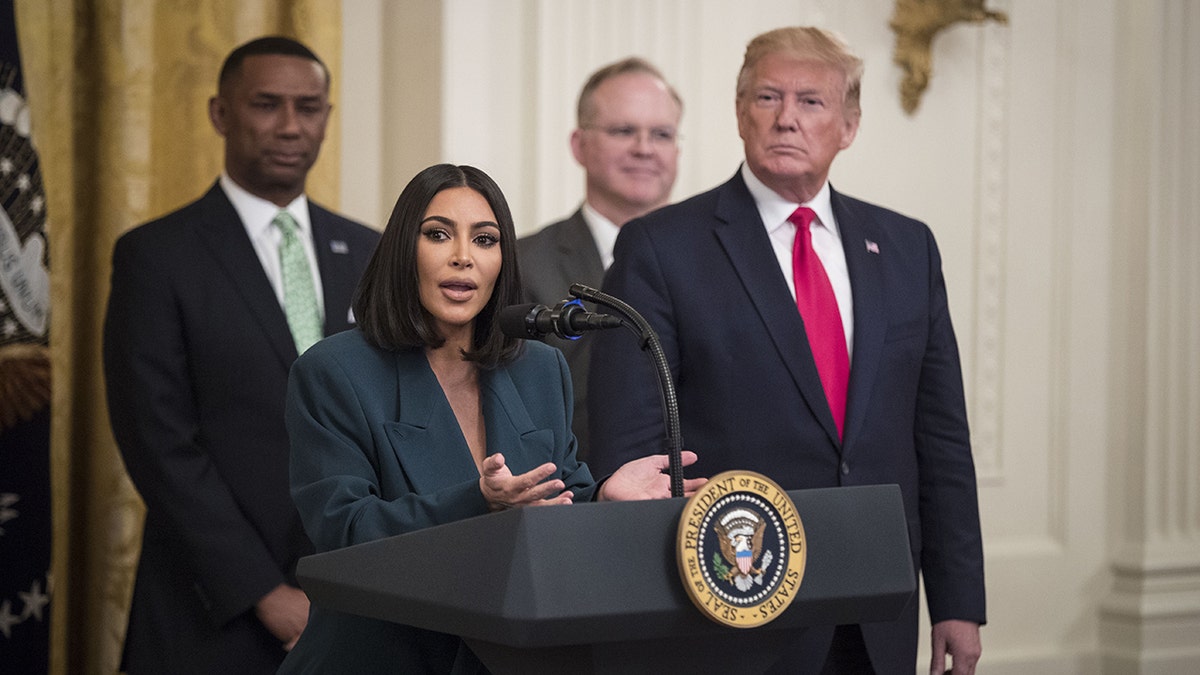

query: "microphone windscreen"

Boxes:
[498, 303, 542, 339]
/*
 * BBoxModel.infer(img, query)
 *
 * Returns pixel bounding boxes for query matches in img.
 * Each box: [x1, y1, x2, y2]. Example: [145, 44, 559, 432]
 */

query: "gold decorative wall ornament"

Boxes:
[890, 0, 1008, 114]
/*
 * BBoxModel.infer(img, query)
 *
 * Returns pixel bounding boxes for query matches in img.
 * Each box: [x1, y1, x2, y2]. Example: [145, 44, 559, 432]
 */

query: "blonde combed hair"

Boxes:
[736, 27, 864, 117]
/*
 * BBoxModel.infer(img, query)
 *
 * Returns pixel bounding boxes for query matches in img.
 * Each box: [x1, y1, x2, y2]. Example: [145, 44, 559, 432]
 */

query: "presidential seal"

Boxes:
[676, 471, 806, 628]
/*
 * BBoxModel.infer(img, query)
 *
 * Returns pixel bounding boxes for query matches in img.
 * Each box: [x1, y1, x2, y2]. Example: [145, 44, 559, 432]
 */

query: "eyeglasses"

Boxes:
[583, 125, 679, 146]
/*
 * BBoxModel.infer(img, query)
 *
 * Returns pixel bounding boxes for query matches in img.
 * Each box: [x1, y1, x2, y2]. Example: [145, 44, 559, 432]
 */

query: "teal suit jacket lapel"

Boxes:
[384, 352, 478, 494]
[481, 366, 556, 476]
[383, 351, 553, 494]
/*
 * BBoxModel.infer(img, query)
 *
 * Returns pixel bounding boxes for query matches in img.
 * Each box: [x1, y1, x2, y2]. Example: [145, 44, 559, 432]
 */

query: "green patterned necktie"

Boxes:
[273, 210, 322, 354]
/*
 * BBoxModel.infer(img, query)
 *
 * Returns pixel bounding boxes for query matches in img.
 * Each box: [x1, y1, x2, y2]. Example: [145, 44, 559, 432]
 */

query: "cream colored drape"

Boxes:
[14, 2, 343, 672]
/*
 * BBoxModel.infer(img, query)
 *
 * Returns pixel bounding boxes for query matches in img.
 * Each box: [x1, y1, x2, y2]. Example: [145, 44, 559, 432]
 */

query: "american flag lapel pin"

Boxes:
[330, 240, 349, 254]
[865, 239, 879, 254]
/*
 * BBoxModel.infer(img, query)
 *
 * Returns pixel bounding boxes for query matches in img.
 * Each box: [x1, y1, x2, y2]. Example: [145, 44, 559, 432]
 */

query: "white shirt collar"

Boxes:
[580, 201, 620, 270]
[740, 164, 839, 239]
[219, 172, 312, 238]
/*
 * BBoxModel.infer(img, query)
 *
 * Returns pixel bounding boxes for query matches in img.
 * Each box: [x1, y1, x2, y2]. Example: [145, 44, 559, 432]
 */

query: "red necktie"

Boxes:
[790, 207, 849, 440]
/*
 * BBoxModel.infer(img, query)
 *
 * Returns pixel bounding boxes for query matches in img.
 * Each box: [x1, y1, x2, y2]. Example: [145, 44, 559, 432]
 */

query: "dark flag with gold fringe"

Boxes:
[0, 0, 53, 671]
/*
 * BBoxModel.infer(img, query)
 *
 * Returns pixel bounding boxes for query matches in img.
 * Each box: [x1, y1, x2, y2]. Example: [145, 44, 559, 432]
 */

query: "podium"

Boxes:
[297, 484, 915, 673]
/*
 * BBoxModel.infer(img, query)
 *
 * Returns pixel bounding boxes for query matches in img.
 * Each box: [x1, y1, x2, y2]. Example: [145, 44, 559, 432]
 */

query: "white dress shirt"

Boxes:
[740, 164, 854, 358]
[580, 202, 621, 271]
[220, 173, 326, 321]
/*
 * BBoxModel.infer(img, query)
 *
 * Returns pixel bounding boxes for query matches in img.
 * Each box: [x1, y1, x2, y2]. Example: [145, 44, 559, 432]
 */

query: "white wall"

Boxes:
[340, 1, 1200, 672]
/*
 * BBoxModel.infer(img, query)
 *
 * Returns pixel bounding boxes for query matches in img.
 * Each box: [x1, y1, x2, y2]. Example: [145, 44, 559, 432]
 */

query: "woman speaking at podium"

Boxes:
[278, 164, 704, 674]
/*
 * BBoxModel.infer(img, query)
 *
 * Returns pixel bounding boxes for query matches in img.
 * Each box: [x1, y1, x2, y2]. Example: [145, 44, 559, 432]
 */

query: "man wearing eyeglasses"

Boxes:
[517, 57, 683, 460]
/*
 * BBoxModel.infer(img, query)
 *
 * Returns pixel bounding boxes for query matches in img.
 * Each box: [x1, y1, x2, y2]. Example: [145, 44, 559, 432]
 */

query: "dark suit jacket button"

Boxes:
[840, 461, 850, 475]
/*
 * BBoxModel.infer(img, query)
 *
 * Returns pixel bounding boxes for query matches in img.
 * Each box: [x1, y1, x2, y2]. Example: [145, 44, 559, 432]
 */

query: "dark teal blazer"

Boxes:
[280, 330, 595, 673]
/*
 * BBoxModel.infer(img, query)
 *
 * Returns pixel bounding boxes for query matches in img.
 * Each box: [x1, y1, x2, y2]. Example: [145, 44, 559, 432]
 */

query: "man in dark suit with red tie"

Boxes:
[102, 36, 378, 674]
[588, 27, 985, 674]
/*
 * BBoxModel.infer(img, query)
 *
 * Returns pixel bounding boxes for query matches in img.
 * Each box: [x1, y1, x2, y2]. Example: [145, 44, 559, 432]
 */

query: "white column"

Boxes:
[1100, 1, 1200, 672]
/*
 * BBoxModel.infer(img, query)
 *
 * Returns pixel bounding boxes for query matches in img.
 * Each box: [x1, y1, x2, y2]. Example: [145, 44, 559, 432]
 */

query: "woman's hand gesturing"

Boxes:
[479, 453, 574, 511]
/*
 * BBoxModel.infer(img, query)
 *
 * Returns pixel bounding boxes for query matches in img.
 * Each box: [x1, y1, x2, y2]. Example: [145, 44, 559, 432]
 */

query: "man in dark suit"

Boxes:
[588, 27, 985, 675]
[517, 57, 682, 459]
[102, 36, 379, 674]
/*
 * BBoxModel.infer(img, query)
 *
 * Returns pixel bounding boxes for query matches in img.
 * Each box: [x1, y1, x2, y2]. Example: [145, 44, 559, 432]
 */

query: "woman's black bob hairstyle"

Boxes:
[353, 163, 524, 368]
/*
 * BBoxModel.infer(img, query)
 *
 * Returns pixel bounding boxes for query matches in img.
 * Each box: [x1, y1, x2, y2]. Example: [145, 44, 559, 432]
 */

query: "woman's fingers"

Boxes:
[481, 460, 567, 509]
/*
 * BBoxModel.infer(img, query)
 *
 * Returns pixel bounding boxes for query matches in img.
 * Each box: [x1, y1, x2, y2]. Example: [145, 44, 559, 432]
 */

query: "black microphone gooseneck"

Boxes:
[568, 283, 684, 498]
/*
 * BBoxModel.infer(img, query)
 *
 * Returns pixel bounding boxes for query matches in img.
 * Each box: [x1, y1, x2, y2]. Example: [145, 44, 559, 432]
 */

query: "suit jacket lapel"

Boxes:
[554, 210, 605, 292]
[711, 174, 841, 445]
[480, 367, 555, 474]
[385, 351, 479, 493]
[384, 351, 552, 493]
[310, 203, 358, 334]
[832, 188, 886, 452]
[193, 183, 298, 367]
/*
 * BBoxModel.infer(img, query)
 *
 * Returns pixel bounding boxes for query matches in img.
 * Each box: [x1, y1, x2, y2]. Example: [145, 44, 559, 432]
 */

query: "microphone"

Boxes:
[499, 299, 624, 340]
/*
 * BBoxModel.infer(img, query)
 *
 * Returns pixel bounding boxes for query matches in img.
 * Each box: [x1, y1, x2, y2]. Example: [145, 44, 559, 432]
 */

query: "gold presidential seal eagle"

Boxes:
[676, 471, 806, 628]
